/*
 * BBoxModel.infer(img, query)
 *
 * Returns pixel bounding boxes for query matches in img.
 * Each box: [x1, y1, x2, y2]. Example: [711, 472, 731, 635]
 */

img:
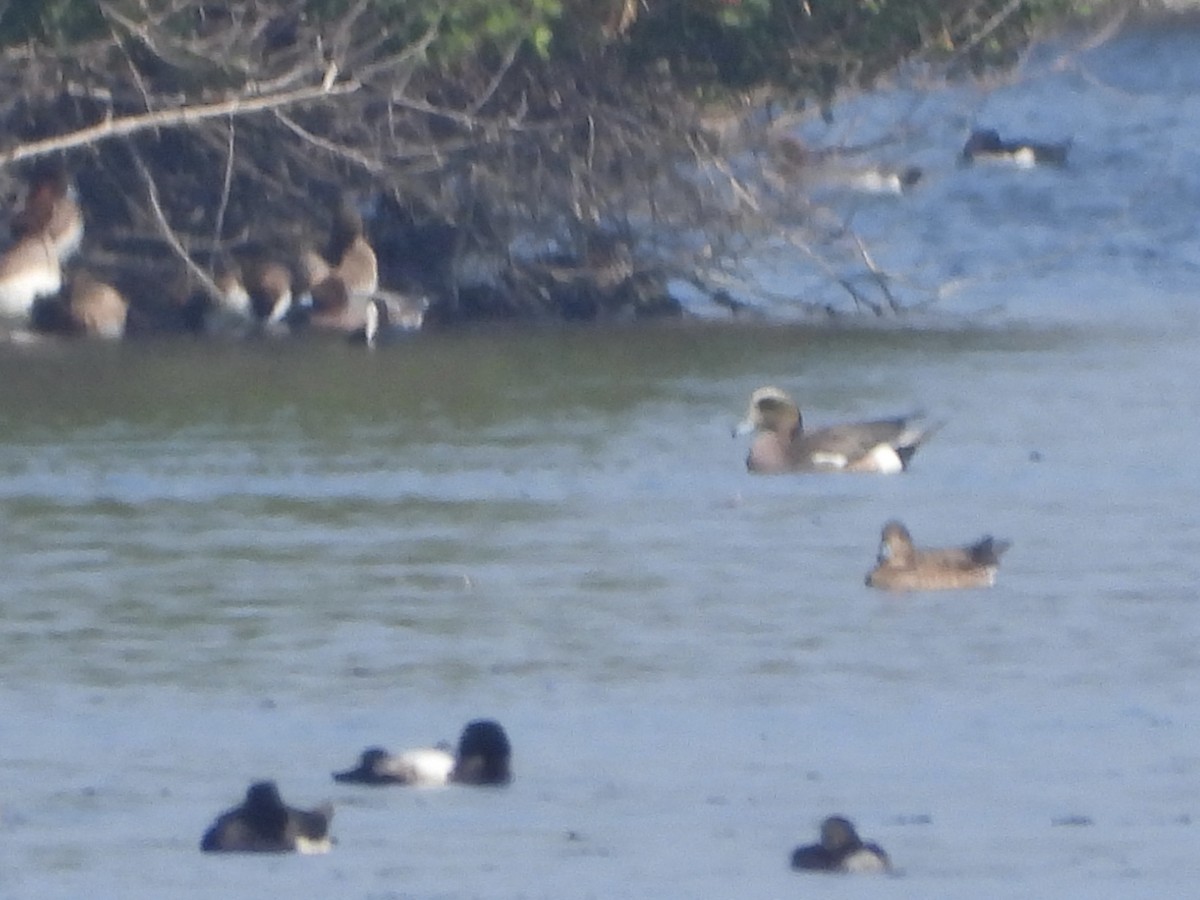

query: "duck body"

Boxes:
[769, 135, 922, 195]
[960, 129, 1070, 168]
[866, 520, 1011, 591]
[791, 816, 891, 874]
[68, 275, 128, 339]
[334, 719, 512, 787]
[32, 272, 127, 338]
[298, 200, 379, 334]
[802, 160, 923, 196]
[734, 386, 936, 474]
[200, 781, 333, 854]
[333, 745, 455, 786]
[211, 256, 295, 335]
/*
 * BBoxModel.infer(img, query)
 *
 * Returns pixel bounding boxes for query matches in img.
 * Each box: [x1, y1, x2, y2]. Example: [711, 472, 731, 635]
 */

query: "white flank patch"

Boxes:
[0, 266, 62, 318]
[266, 291, 293, 325]
[399, 746, 456, 786]
[841, 848, 889, 873]
[844, 170, 902, 195]
[1011, 147, 1037, 168]
[294, 835, 332, 855]
[810, 451, 848, 469]
[219, 282, 253, 317]
[863, 443, 904, 474]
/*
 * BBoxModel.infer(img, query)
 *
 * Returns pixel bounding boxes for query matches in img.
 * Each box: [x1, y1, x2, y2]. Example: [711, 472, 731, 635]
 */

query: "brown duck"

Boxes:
[865, 520, 1011, 591]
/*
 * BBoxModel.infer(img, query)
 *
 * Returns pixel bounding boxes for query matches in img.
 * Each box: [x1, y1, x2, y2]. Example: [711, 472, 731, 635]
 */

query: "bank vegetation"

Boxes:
[0, 0, 1118, 325]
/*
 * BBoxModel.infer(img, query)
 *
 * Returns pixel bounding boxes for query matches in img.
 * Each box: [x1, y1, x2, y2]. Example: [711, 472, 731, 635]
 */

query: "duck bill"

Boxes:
[732, 418, 756, 438]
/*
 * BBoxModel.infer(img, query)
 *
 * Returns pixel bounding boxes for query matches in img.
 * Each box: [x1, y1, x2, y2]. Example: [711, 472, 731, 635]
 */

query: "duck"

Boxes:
[210, 255, 295, 335]
[823, 164, 923, 195]
[297, 199, 378, 333]
[960, 128, 1070, 168]
[31, 272, 128, 339]
[790, 815, 891, 874]
[769, 135, 923, 195]
[0, 167, 83, 322]
[865, 520, 1011, 591]
[200, 781, 333, 854]
[333, 719, 512, 787]
[733, 386, 937, 474]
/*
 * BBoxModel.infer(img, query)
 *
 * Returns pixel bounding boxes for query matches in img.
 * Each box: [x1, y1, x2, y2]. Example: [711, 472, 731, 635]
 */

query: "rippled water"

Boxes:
[3, 23, 1200, 900]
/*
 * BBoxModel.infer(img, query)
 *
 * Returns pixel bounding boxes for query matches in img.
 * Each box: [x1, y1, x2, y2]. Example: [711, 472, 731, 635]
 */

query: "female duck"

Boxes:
[733, 386, 937, 474]
[866, 520, 1011, 591]
[298, 198, 379, 333]
[334, 719, 512, 787]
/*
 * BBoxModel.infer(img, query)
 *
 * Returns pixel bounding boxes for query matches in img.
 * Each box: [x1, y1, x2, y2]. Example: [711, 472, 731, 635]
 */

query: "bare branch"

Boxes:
[1, 68, 359, 168]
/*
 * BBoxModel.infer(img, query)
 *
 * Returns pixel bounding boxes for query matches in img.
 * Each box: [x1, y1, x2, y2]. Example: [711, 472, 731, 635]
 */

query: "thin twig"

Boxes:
[131, 149, 223, 304]
[211, 117, 236, 249]
[467, 38, 522, 117]
[850, 232, 900, 313]
[949, 0, 1025, 63]
[274, 111, 385, 174]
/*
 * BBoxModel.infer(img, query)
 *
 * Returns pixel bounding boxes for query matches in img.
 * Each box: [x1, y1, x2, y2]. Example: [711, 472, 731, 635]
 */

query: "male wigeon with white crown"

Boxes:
[734, 386, 938, 474]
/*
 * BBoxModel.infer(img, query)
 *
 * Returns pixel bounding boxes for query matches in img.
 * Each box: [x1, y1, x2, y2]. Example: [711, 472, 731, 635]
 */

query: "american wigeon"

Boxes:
[299, 200, 379, 333]
[960, 128, 1070, 168]
[790, 816, 891, 874]
[824, 164, 923, 195]
[334, 719, 512, 787]
[770, 135, 922, 195]
[865, 520, 1011, 591]
[200, 781, 333, 854]
[733, 386, 937, 474]
[0, 168, 83, 322]
[211, 255, 295, 335]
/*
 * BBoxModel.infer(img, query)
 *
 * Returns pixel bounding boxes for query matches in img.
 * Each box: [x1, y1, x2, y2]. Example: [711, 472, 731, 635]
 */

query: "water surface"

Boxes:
[3, 22, 1200, 900]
